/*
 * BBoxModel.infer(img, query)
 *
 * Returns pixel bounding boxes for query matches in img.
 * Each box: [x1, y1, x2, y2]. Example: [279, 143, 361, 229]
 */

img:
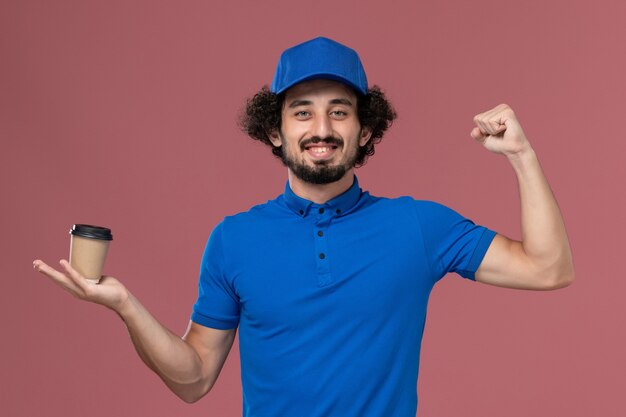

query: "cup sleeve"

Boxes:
[415, 200, 497, 282]
[191, 221, 240, 329]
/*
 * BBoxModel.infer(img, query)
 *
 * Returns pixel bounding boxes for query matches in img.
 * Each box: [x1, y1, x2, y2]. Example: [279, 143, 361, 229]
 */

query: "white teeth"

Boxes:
[312, 147, 329, 153]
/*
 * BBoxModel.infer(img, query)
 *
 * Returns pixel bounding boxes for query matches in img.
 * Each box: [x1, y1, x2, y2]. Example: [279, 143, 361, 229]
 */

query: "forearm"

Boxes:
[115, 293, 208, 402]
[507, 146, 575, 285]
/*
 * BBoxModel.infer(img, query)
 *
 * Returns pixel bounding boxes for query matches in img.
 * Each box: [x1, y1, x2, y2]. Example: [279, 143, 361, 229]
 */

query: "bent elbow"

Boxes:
[180, 396, 197, 404]
[175, 382, 213, 404]
[182, 397, 201, 404]
[545, 265, 576, 290]
[178, 389, 207, 404]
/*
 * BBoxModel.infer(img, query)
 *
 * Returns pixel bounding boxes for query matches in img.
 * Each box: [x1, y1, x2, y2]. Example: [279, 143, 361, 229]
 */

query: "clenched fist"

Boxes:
[470, 104, 532, 157]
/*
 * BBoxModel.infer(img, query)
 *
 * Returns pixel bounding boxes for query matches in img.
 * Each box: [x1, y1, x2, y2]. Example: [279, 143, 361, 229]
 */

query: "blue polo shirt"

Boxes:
[191, 175, 496, 417]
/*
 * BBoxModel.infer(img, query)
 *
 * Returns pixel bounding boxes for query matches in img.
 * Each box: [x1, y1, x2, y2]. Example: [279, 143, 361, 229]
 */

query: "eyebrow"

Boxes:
[287, 99, 312, 108]
[330, 98, 353, 106]
[287, 98, 354, 108]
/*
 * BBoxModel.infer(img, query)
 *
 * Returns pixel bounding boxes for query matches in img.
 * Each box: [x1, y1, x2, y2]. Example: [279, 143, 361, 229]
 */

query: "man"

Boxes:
[33, 37, 575, 416]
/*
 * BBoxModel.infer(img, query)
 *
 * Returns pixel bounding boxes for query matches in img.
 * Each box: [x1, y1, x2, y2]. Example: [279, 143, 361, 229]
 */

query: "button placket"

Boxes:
[314, 206, 332, 286]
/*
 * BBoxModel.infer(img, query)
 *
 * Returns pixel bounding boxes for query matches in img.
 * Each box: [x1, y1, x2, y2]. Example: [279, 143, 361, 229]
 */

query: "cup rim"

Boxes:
[69, 224, 113, 241]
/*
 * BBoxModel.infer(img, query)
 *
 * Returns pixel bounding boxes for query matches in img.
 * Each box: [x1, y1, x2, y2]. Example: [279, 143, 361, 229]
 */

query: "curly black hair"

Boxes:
[238, 85, 397, 167]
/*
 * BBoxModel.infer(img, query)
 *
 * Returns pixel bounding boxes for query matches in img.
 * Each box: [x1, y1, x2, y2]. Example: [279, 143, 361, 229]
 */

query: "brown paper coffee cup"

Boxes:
[69, 224, 113, 284]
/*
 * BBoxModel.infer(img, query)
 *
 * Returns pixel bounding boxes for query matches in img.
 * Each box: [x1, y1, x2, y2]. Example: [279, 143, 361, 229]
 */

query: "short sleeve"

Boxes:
[415, 200, 497, 282]
[191, 221, 240, 329]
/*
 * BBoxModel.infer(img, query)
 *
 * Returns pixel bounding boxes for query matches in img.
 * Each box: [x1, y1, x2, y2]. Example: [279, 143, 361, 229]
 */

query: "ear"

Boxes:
[359, 126, 373, 147]
[268, 129, 282, 147]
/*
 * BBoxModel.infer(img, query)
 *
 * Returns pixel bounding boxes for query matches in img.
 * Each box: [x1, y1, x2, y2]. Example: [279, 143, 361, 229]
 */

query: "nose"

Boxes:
[311, 114, 332, 139]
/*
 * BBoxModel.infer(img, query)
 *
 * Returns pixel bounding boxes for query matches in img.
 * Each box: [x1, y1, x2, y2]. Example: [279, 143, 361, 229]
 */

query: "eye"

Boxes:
[330, 110, 348, 118]
[294, 110, 310, 118]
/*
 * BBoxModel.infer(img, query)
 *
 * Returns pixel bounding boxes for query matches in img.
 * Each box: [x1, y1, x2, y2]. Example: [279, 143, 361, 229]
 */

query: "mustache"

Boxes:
[300, 136, 343, 151]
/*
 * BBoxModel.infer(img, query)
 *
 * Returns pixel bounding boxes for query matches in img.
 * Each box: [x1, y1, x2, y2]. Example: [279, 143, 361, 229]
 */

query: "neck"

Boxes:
[287, 169, 355, 204]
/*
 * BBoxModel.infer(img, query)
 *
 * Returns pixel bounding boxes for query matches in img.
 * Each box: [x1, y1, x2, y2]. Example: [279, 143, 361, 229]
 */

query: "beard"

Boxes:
[278, 133, 360, 185]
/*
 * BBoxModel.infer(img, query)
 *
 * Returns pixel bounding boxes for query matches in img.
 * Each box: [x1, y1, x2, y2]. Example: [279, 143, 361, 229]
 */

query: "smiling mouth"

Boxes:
[304, 144, 339, 160]
[305, 145, 338, 153]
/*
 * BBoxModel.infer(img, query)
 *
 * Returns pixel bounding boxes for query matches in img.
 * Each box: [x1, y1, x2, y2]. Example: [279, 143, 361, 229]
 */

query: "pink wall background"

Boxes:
[2, 1, 624, 416]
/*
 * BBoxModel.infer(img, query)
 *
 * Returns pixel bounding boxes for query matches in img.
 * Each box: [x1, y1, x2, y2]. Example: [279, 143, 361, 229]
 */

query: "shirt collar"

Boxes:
[283, 175, 363, 217]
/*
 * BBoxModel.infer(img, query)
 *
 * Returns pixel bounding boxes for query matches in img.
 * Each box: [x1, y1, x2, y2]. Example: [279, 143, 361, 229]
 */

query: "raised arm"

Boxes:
[469, 104, 575, 290]
[32, 259, 236, 402]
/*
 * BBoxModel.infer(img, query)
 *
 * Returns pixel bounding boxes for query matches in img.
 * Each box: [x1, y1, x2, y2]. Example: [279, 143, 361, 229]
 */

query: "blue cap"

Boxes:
[270, 37, 368, 95]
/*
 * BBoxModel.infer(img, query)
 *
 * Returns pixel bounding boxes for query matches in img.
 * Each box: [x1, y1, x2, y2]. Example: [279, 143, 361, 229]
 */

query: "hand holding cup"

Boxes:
[33, 224, 128, 312]
[33, 259, 130, 312]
